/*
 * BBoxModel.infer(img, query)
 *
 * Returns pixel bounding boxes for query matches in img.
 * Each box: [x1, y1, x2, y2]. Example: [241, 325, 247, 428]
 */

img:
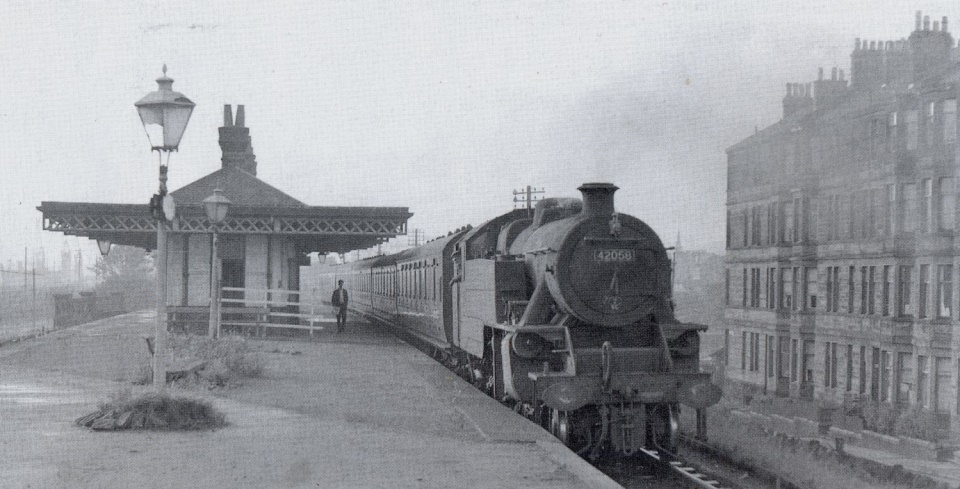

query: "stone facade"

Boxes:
[724, 12, 960, 431]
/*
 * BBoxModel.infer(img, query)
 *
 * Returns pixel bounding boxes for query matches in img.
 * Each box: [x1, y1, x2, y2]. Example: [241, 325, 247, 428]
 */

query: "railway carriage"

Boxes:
[323, 183, 720, 459]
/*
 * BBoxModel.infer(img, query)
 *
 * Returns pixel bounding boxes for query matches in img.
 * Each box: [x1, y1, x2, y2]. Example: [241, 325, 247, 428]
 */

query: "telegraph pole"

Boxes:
[408, 229, 424, 247]
[513, 185, 545, 217]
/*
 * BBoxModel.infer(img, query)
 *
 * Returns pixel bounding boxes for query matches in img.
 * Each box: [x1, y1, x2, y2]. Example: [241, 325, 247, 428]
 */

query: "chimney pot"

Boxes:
[235, 105, 245, 127]
[869, 40, 876, 50]
[223, 105, 233, 127]
[943, 17, 949, 32]
[917, 11, 923, 31]
[855, 38, 861, 51]
[934, 21, 940, 32]
[831, 67, 838, 81]
[818, 67, 824, 80]
[839, 69, 845, 81]
[924, 15, 930, 31]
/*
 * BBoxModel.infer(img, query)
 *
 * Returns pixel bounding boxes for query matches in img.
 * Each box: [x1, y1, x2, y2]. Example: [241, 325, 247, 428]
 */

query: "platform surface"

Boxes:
[0, 310, 620, 489]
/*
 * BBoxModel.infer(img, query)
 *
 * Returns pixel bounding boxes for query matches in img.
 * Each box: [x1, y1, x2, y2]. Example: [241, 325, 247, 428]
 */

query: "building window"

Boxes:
[901, 183, 918, 233]
[725, 269, 730, 306]
[896, 352, 913, 405]
[906, 110, 919, 150]
[724, 329, 730, 366]
[881, 350, 891, 402]
[939, 177, 955, 231]
[751, 268, 761, 308]
[871, 347, 880, 401]
[938, 265, 953, 318]
[824, 342, 832, 387]
[831, 342, 838, 388]
[826, 267, 834, 312]
[832, 266, 841, 312]
[742, 268, 747, 307]
[741, 332, 747, 370]
[888, 111, 899, 150]
[848, 265, 855, 313]
[767, 335, 775, 378]
[778, 337, 790, 379]
[790, 339, 798, 381]
[846, 344, 854, 392]
[805, 267, 817, 309]
[778, 268, 787, 309]
[726, 210, 732, 248]
[742, 210, 749, 247]
[882, 265, 892, 316]
[919, 265, 930, 319]
[803, 340, 815, 383]
[885, 184, 896, 236]
[860, 266, 868, 314]
[792, 267, 800, 311]
[944, 99, 957, 145]
[922, 178, 933, 233]
[935, 357, 950, 413]
[859, 345, 867, 395]
[918, 355, 929, 407]
[899, 265, 914, 317]
[767, 203, 776, 245]
[869, 188, 878, 238]
[752, 333, 761, 372]
[925, 101, 936, 147]
[868, 266, 876, 315]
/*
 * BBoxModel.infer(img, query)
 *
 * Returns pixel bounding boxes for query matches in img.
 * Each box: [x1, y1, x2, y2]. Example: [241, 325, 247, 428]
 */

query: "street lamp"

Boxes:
[97, 239, 112, 256]
[136, 65, 195, 387]
[203, 188, 231, 338]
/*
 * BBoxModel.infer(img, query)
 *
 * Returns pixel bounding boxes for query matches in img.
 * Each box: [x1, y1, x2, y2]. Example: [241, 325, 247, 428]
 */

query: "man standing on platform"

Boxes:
[331, 280, 349, 333]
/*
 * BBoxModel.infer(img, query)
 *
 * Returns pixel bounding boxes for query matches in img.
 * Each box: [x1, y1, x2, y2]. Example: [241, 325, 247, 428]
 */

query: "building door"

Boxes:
[221, 259, 245, 302]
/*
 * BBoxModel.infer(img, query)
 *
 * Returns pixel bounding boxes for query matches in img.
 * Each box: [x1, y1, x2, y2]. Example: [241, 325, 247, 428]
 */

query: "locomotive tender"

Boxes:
[327, 183, 721, 458]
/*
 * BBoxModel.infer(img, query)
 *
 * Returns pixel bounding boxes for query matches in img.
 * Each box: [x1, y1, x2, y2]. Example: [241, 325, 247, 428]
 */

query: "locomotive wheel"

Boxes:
[550, 409, 570, 445]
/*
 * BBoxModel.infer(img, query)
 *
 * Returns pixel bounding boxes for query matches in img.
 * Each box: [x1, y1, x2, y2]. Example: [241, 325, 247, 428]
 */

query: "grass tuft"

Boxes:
[77, 389, 226, 431]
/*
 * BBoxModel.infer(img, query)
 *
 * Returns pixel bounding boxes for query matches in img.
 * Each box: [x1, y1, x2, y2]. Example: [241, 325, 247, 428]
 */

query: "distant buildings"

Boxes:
[724, 11, 960, 429]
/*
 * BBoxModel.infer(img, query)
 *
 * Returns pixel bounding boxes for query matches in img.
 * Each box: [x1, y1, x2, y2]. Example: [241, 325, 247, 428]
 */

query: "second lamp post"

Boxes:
[203, 188, 231, 338]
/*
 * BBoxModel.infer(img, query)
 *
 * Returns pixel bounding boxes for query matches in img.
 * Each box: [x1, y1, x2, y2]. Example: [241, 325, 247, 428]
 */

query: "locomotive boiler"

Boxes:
[328, 183, 721, 459]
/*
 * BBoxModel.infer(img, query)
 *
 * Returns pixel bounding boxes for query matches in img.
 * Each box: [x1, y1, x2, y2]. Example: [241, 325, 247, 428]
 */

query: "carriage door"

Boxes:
[451, 253, 463, 346]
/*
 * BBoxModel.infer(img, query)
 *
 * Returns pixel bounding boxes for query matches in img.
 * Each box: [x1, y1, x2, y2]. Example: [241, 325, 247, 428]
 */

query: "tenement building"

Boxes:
[725, 12, 960, 429]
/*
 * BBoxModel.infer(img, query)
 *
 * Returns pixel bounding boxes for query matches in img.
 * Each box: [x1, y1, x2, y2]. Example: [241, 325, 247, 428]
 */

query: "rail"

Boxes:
[636, 445, 728, 489]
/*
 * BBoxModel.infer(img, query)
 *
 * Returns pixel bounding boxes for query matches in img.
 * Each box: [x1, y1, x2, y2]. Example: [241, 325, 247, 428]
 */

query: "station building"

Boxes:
[38, 104, 411, 331]
[724, 12, 960, 429]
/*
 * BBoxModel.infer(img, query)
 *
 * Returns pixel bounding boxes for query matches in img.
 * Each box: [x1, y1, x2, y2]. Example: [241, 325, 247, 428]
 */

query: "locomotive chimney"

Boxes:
[578, 182, 619, 218]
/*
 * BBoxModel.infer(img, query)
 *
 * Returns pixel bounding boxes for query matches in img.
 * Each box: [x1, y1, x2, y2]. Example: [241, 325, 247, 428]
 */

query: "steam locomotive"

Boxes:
[325, 183, 720, 458]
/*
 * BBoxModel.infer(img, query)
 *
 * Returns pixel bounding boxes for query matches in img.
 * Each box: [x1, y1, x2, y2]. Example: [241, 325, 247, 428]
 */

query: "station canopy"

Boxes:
[38, 104, 411, 254]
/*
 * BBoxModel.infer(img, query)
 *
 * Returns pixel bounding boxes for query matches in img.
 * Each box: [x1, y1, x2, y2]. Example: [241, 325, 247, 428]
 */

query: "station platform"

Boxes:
[0, 311, 621, 489]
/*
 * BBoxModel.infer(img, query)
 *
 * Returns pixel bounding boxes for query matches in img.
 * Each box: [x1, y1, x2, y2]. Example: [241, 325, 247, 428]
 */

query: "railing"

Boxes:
[217, 286, 334, 338]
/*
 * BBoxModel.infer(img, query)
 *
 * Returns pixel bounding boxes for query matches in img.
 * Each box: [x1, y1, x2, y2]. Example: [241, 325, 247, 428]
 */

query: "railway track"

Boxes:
[635, 445, 729, 489]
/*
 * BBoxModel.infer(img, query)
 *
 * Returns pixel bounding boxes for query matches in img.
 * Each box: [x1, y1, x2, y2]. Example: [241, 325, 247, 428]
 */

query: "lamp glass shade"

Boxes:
[136, 102, 194, 151]
[203, 189, 232, 224]
[97, 239, 112, 256]
[135, 69, 195, 151]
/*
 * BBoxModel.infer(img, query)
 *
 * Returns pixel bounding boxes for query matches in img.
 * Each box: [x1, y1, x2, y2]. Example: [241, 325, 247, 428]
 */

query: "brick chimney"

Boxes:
[219, 104, 257, 175]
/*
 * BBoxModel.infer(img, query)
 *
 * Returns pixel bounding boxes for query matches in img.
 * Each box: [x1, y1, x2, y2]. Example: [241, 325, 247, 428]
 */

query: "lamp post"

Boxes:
[136, 65, 195, 387]
[203, 188, 231, 338]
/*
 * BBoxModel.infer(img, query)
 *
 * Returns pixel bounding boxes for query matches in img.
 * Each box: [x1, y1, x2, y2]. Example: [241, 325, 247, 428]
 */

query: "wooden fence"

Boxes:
[165, 287, 335, 338]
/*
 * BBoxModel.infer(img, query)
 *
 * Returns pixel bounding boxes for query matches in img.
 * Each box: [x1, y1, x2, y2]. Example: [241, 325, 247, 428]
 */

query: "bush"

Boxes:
[166, 334, 264, 387]
[77, 389, 226, 431]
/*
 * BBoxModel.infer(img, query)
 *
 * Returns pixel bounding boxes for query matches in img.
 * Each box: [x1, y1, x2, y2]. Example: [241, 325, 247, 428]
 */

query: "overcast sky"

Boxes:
[2, 0, 959, 269]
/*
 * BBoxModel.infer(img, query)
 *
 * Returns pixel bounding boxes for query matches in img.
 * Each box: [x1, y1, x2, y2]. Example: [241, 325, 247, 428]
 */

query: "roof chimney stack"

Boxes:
[219, 104, 258, 175]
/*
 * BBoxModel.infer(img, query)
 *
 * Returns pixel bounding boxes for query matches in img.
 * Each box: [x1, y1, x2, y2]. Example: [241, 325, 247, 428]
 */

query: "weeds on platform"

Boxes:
[77, 389, 226, 431]
[134, 334, 264, 388]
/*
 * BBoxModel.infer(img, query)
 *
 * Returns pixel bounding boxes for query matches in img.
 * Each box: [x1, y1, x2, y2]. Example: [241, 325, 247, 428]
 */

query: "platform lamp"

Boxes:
[203, 188, 231, 338]
[96, 239, 112, 256]
[135, 65, 195, 388]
